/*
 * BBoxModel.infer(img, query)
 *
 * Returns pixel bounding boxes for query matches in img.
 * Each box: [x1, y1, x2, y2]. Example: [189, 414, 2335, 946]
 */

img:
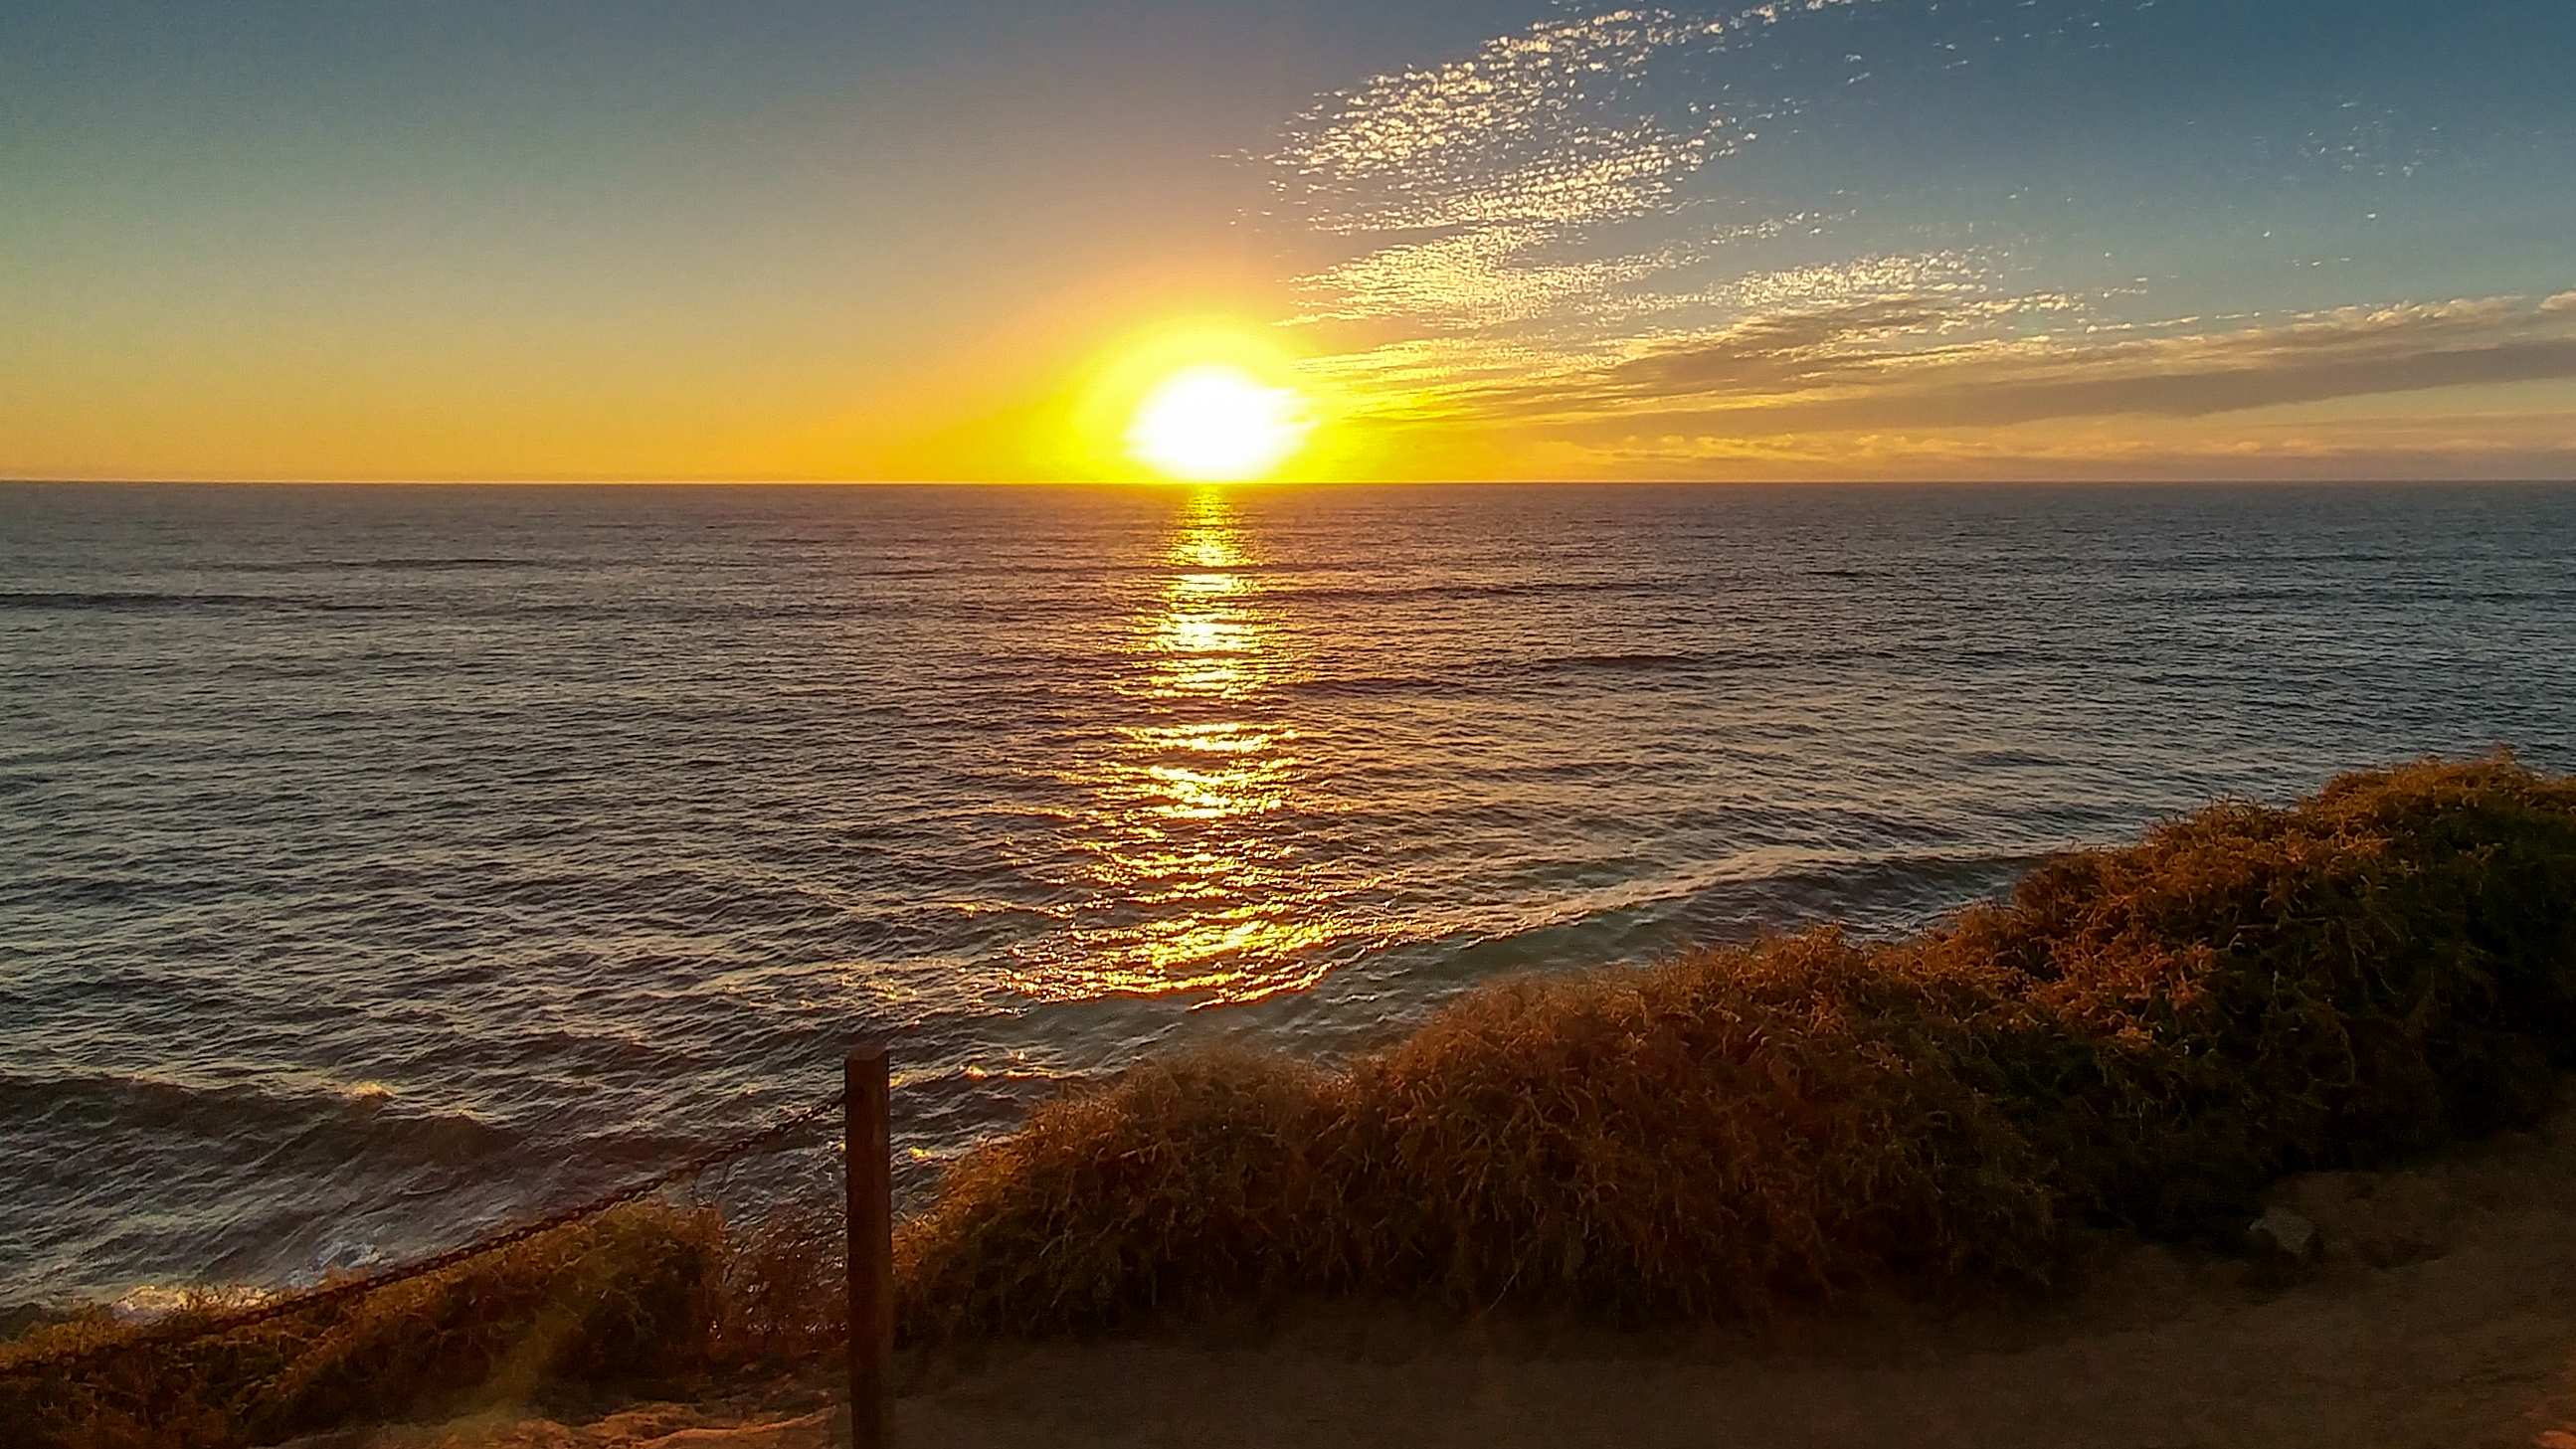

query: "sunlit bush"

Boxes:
[895, 755, 2576, 1334]
[0, 1202, 833, 1449]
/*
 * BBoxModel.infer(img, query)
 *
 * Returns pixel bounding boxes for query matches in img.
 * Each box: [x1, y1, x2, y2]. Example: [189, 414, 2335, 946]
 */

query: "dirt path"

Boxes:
[336, 1098, 2576, 1449]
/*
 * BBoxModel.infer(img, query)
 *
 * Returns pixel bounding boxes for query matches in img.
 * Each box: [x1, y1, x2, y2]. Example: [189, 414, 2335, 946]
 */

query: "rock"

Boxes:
[2277, 1169, 2456, 1268]
[2246, 1205, 2321, 1263]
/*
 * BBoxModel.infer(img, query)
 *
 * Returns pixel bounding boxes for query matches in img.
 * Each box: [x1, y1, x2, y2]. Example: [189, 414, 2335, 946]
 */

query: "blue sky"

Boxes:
[5, 0, 2572, 479]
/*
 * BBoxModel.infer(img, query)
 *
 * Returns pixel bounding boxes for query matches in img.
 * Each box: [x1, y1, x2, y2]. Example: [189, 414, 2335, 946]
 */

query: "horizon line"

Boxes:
[7, 475, 2576, 489]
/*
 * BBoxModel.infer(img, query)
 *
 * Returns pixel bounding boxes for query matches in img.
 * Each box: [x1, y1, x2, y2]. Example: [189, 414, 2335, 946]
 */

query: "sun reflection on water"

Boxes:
[1006, 488, 1373, 1006]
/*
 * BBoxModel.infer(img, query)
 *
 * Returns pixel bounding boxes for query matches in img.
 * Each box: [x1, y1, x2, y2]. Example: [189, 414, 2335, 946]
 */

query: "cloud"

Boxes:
[1260, 1, 1922, 346]
[1257, 2, 2146, 431]
[1589, 434, 2576, 483]
[1598, 294, 1960, 391]
[1293, 250, 2043, 423]
[1264, 6, 1781, 237]
[1250, 2, 2572, 478]
[1286, 224, 1679, 330]
[1435, 293, 2576, 442]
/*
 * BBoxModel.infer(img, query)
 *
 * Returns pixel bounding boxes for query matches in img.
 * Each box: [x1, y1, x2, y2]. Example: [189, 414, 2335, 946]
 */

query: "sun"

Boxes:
[1126, 364, 1311, 482]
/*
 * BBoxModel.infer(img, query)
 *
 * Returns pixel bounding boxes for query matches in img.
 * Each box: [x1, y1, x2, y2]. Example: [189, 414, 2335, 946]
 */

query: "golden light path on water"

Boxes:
[1004, 488, 1369, 1006]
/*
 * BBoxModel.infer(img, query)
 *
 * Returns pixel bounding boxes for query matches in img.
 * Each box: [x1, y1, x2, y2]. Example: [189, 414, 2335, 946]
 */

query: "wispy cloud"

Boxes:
[1248, 0, 2576, 476]
[1523, 294, 2576, 440]
[1264, 5, 1781, 237]
[1256, 2, 2100, 431]
[1307, 288, 2576, 481]
[1261, 2, 1918, 350]
[1573, 403, 2576, 481]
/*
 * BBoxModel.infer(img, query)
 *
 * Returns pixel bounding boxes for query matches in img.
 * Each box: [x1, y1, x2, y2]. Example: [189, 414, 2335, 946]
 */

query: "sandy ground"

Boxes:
[311, 1094, 2576, 1449]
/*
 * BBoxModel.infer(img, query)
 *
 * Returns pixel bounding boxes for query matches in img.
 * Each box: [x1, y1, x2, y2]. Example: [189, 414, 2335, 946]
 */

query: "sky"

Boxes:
[4, 0, 2573, 482]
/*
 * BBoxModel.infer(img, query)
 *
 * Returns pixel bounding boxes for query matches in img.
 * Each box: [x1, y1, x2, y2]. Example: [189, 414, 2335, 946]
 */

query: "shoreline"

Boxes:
[14, 755, 2576, 1447]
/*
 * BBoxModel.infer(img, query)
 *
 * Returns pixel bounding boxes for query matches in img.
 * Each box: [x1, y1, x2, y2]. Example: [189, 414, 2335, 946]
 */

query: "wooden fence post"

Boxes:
[845, 1048, 892, 1449]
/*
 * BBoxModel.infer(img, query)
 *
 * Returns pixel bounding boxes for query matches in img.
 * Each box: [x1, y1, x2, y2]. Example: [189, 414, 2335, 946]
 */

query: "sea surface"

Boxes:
[5, 479, 2575, 1308]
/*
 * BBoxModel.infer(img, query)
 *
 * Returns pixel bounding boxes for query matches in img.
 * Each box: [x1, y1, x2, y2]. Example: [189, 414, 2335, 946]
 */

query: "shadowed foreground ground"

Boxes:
[307, 1089, 2576, 1449]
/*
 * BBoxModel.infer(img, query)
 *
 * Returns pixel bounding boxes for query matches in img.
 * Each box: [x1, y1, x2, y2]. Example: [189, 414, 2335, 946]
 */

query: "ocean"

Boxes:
[5, 479, 2573, 1308]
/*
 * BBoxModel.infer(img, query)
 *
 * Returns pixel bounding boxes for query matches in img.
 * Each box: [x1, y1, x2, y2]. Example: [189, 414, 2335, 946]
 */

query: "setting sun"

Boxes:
[1126, 364, 1311, 482]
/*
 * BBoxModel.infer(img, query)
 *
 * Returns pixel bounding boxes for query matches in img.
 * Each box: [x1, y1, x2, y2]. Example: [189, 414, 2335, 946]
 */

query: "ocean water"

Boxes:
[5, 479, 2575, 1307]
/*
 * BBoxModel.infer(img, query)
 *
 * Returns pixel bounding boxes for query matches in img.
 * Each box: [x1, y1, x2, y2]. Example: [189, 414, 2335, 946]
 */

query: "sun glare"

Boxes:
[1126, 365, 1311, 482]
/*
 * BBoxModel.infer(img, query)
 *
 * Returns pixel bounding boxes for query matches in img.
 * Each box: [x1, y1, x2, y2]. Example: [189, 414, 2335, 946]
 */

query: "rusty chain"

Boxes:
[0, 1089, 848, 1382]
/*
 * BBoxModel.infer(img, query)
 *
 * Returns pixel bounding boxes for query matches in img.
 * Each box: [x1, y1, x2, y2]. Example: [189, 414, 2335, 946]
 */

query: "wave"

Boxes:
[2140, 583, 2576, 607]
[1280, 647, 1808, 698]
[0, 591, 393, 614]
[219, 557, 575, 573]
[0, 1068, 521, 1171]
[1686, 848, 2046, 926]
[1253, 577, 1642, 606]
[1264, 844, 2049, 1002]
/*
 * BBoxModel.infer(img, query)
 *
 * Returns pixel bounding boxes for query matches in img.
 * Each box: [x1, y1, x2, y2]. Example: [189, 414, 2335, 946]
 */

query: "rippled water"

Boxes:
[6, 479, 2575, 1306]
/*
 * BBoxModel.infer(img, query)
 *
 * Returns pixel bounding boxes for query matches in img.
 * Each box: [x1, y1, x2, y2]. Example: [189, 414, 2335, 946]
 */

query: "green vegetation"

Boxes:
[13, 756, 2576, 1446]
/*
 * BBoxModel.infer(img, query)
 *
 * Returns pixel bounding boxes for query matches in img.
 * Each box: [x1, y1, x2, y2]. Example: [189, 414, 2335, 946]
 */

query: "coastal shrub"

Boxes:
[1943, 756, 2576, 1229]
[893, 754, 2576, 1336]
[0, 1203, 759, 1449]
[895, 938, 2061, 1336]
